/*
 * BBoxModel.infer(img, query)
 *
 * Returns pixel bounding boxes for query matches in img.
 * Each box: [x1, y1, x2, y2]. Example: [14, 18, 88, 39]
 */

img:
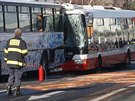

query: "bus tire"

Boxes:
[0, 59, 1, 82]
[123, 49, 131, 69]
[117, 50, 131, 69]
[127, 49, 131, 64]
[40, 51, 49, 75]
[96, 55, 102, 72]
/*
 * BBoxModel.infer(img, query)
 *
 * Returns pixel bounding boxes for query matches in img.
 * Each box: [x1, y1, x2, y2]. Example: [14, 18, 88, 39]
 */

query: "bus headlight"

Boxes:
[74, 59, 86, 64]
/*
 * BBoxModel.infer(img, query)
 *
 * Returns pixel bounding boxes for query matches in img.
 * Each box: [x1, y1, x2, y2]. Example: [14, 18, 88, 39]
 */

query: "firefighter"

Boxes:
[4, 28, 28, 96]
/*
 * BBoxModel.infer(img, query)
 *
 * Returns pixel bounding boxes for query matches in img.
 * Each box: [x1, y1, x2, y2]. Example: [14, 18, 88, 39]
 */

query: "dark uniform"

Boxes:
[4, 29, 28, 96]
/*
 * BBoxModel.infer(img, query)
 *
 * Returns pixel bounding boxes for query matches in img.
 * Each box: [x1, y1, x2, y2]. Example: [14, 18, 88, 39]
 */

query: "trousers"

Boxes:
[7, 67, 23, 87]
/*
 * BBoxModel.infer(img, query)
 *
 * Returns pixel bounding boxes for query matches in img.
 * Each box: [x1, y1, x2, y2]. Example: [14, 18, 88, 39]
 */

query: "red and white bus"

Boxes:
[57, 4, 135, 72]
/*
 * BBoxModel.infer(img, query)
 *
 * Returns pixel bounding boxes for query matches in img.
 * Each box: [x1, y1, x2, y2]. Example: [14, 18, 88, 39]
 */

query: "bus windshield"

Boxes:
[64, 14, 87, 49]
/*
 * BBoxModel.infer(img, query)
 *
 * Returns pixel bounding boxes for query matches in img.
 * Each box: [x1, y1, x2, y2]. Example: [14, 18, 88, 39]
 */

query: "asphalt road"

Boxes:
[107, 87, 135, 101]
[0, 63, 135, 101]
[1, 82, 135, 101]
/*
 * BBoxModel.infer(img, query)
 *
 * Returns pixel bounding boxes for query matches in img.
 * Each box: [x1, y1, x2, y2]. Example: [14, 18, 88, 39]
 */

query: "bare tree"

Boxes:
[58, 0, 134, 9]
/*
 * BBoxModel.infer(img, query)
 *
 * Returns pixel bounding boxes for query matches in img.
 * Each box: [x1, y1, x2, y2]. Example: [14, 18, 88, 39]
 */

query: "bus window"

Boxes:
[44, 15, 54, 32]
[19, 13, 30, 31]
[86, 13, 93, 27]
[43, 13, 63, 32]
[19, 7, 30, 32]
[32, 7, 42, 31]
[0, 5, 2, 11]
[97, 18, 104, 26]
[54, 15, 63, 32]
[110, 18, 116, 25]
[32, 7, 41, 13]
[5, 13, 17, 32]
[32, 13, 37, 31]
[122, 18, 128, 30]
[0, 5, 3, 32]
[0, 13, 3, 32]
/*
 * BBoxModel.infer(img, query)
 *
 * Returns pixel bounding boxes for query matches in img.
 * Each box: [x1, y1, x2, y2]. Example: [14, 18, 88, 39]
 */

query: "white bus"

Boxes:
[0, 0, 65, 75]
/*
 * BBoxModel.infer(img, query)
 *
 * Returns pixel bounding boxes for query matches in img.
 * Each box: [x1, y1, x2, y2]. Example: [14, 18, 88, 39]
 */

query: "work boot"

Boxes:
[14, 87, 21, 96]
[6, 86, 12, 95]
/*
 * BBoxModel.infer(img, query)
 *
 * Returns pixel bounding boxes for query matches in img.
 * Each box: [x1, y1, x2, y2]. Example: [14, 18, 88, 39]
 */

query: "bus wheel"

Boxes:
[40, 51, 50, 75]
[96, 55, 102, 73]
[117, 50, 131, 69]
[0, 59, 1, 80]
[127, 49, 131, 64]
[123, 50, 131, 69]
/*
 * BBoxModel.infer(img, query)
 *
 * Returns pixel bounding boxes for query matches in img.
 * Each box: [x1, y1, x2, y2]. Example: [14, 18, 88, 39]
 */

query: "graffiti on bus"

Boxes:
[0, 32, 65, 74]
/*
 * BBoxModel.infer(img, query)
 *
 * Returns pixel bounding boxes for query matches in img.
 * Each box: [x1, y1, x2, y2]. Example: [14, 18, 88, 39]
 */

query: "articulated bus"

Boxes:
[58, 4, 135, 71]
[0, 0, 65, 75]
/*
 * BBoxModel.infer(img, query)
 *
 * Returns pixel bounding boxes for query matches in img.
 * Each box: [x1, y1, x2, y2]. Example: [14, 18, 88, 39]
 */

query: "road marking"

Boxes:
[0, 88, 16, 93]
[130, 61, 135, 64]
[128, 84, 135, 88]
[90, 88, 127, 101]
[10, 96, 26, 101]
[0, 90, 6, 93]
[28, 91, 65, 100]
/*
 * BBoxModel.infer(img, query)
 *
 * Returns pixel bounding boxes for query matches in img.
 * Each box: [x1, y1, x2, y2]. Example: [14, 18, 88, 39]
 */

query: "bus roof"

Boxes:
[0, 0, 62, 8]
[62, 4, 135, 18]
[65, 8, 135, 18]
[84, 9, 135, 18]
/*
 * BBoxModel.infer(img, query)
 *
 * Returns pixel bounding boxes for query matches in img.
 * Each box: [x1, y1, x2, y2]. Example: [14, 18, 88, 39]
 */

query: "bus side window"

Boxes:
[36, 15, 43, 31]
[81, 14, 86, 28]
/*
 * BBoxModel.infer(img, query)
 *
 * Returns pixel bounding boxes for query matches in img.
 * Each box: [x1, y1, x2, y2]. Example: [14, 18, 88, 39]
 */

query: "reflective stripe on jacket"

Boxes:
[4, 36, 28, 68]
